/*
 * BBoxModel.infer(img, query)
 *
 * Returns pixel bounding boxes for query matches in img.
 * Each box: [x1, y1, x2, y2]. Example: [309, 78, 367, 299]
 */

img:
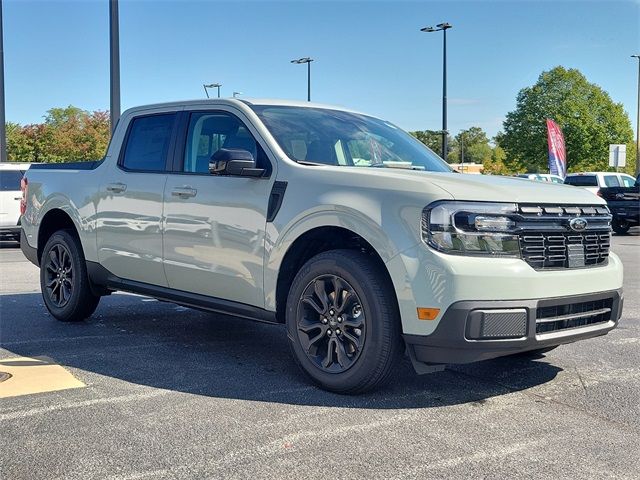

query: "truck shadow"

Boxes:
[1, 292, 563, 410]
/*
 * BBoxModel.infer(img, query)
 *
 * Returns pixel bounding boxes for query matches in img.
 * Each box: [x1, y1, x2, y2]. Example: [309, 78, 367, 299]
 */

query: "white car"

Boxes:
[0, 163, 31, 242]
[564, 172, 637, 194]
[517, 173, 564, 184]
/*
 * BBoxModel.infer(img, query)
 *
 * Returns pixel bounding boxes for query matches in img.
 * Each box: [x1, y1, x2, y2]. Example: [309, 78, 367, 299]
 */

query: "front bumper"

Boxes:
[404, 289, 623, 364]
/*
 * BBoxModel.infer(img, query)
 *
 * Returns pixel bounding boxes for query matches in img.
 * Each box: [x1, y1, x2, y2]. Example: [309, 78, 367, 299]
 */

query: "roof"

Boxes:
[122, 98, 366, 116]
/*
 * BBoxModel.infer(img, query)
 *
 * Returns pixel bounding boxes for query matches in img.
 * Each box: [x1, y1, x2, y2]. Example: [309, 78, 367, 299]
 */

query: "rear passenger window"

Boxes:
[565, 176, 598, 186]
[603, 175, 620, 187]
[121, 114, 175, 172]
[0, 170, 23, 191]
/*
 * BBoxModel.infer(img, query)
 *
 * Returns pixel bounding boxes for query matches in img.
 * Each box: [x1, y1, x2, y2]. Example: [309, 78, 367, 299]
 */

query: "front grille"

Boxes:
[520, 232, 610, 269]
[536, 297, 613, 334]
[516, 204, 611, 270]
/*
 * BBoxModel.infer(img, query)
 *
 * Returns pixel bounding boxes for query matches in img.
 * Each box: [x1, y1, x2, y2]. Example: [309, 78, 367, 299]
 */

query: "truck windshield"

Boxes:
[250, 105, 451, 172]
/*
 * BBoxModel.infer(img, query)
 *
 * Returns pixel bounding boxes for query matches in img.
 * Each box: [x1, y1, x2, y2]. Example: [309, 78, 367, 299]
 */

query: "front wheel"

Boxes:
[40, 229, 100, 322]
[612, 219, 630, 235]
[286, 249, 403, 394]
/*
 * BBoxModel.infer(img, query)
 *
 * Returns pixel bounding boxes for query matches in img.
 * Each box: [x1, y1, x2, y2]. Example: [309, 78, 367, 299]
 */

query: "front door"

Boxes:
[162, 110, 273, 307]
[96, 112, 177, 286]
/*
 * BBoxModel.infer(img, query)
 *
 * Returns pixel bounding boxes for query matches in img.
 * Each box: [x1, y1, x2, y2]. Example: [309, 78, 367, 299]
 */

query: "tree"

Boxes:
[483, 144, 512, 175]
[409, 130, 451, 158]
[6, 122, 33, 162]
[447, 127, 493, 164]
[5, 106, 110, 163]
[499, 66, 635, 174]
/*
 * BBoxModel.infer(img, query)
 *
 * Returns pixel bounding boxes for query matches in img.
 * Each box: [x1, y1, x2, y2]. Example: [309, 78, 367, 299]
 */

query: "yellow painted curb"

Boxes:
[0, 356, 85, 398]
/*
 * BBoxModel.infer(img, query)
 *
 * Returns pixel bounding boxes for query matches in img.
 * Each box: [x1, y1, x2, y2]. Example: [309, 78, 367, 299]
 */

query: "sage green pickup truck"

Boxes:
[20, 99, 624, 393]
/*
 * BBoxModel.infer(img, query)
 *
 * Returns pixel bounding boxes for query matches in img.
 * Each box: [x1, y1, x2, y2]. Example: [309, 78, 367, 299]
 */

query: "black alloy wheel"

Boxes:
[286, 249, 403, 394]
[40, 229, 101, 322]
[44, 243, 74, 307]
[296, 274, 366, 373]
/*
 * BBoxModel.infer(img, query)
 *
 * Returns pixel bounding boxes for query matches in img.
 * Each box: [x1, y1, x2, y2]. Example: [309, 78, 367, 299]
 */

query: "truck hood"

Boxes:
[330, 168, 605, 205]
[421, 171, 604, 205]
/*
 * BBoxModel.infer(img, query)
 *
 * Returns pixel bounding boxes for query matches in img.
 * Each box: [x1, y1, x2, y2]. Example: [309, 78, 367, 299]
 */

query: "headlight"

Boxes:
[422, 201, 521, 257]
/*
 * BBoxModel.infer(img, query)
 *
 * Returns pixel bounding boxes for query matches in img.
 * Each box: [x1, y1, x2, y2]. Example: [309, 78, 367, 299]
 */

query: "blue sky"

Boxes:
[4, 0, 639, 138]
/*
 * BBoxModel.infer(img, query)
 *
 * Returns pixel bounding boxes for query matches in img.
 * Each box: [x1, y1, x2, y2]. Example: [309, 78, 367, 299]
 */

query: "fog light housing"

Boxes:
[466, 309, 528, 339]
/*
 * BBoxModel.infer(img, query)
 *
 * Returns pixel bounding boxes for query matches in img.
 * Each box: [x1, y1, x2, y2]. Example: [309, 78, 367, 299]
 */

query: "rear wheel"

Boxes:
[40, 229, 100, 322]
[612, 219, 630, 235]
[286, 250, 403, 394]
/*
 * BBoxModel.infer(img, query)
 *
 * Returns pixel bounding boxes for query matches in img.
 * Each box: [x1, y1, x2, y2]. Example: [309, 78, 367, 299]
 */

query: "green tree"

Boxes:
[5, 106, 110, 163]
[6, 122, 33, 162]
[483, 144, 512, 175]
[500, 66, 635, 174]
[447, 127, 493, 164]
[409, 130, 450, 158]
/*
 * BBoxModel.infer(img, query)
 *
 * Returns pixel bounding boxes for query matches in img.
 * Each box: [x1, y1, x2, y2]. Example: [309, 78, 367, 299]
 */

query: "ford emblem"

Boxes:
[569, 217, 588, 232]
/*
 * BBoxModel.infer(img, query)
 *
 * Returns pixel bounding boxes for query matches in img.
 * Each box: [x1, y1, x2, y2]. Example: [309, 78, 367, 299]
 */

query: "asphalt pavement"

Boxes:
[1, 230, 639, 479]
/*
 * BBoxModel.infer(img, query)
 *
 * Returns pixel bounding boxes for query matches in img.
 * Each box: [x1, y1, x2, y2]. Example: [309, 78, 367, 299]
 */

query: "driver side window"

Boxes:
[183, 112, 269, 174]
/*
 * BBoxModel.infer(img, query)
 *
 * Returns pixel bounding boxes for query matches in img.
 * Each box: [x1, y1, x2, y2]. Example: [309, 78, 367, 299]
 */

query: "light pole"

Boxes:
[204, 83, 222, 98]
[460, 131, 464, 170]
[632, 54, 640, 176]
[109, 0, 120, 134]
[421, 22, 453, 160]
[291, 57, 313, 101]
[0, 0, 6, 162]
[233, 91, 243, 98]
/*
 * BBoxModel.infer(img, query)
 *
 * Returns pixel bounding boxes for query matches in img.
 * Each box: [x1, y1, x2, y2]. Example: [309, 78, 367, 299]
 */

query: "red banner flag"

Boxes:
[546, 119, 567, 178]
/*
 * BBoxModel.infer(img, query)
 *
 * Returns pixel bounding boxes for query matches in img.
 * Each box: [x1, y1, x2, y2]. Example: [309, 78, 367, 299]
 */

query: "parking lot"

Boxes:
[0, 232, 638, 479]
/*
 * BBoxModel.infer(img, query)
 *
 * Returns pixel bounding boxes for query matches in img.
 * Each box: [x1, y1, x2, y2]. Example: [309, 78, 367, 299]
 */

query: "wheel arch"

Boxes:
[271, 224, 399, 324]
[37, 208, 80, 263]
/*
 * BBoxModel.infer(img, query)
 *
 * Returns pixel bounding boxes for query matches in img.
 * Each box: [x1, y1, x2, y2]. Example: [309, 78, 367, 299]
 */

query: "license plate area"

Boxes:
[567, 243, 585, 268]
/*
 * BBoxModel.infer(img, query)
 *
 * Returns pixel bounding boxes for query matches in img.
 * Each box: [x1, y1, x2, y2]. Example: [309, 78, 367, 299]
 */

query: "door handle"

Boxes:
[171, 186, 197, 198]
[106, 182, 127, 193]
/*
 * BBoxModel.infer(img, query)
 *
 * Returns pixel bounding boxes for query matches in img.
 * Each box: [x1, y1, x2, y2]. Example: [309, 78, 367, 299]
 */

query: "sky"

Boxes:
[3, 0, 639, 138]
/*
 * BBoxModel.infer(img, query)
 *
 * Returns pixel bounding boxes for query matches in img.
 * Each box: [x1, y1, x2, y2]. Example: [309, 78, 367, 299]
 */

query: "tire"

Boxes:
[285, 249, 403, 394]
[40, 229, 100, 322]
[612, 219, 630, 235]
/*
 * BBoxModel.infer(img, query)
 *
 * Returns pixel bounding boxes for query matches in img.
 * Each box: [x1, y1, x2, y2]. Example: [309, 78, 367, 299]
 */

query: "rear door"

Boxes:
[0, 169, 24, 228]
[96, 112, 179, 286]
[162, 109, 274, 307]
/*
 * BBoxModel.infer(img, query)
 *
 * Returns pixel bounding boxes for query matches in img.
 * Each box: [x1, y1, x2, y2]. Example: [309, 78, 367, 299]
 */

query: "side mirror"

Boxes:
[209, 148, 265, 177]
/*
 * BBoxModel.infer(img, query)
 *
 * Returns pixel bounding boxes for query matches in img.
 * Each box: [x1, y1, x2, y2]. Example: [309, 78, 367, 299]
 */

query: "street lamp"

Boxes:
[233, 91, 243, 98]
[0, 0, 6, 162]
[291, 57, 314, 101]
[421, 22, 453, 160]
[203, 83, 222, 98]
[632, 54, 640, 176]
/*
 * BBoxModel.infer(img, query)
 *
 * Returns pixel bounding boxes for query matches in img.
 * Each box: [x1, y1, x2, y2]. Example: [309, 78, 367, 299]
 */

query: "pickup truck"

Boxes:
[598, 174, 640, 234]
[20, 99, 624, 393]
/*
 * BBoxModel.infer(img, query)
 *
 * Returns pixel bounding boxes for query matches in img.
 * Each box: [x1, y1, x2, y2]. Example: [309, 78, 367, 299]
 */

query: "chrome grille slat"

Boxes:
[517, 204, 611, 270]
[536, 298, 614, 333]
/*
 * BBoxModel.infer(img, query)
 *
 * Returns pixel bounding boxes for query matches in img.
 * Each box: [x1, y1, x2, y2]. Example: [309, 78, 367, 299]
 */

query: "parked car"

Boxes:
[20, 99, 624, 393]
[598, 174, 640, 234]
[0, 163, 31, 242]
[516, 173, 564, 184]
[564, 172, 637, 195]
